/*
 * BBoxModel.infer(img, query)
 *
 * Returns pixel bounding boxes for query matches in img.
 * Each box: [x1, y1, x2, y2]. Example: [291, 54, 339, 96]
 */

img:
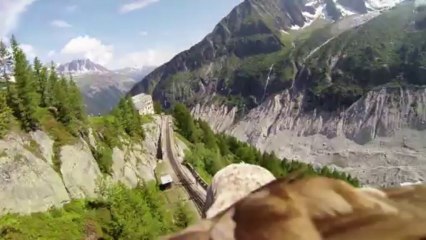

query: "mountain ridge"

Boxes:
[129, 0, 407, 110]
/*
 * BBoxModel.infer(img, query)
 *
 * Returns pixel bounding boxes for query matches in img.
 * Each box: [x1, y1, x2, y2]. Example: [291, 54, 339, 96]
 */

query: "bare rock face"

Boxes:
[194, 87, 426, 187]
[111, 147, 139, 188]
[0, 133, 70, 215]
[0, 115, 163, 215]
[204, 163, 275, 218]
[191, 103, 237, 133]
[111, 116, 161, 187]
[60, 141, 102, 199]
[30, 130, 54, 166]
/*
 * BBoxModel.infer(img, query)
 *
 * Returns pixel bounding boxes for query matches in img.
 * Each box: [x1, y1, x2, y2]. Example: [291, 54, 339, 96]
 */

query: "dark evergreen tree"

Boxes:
[10, 36, 39, 130]
[113, 97, 144, 139]
[67, 76, 85, 122]
[153, 101, 163, 114]
[33, 57, 49, 107]
[198, 120, 217, 149]
[173, 103, 197, 142]
[0, 40, 12, 80]
[0, 91, 12, 137]
[0, 40, 18, 110]
[46, 63, 59, 107]
[39, 66, 48, 107]
[54, 75, 71, 125]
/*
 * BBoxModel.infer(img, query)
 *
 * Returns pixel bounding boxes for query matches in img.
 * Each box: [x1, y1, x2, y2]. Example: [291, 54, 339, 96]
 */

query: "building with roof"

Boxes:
[160, 174, 174, 190]
[131, 93, 154, 115]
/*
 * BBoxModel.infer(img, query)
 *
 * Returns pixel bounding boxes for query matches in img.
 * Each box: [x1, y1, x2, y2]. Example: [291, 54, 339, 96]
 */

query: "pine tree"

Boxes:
[153, 101, 163, 114]
[54, 75, 71, 125]
[10, 36, 39, 130]
[198, 120, 217, 149]
[0, 40, 12, 80]
[46, 63, 58, 107]
[39, 66, 48, 107]
[0, 40, 17, 109]
[130, 98, 144, 137]
[113, 97, 144, 139]
[173, 103, 197, 142]
[33, 57, 48, 107]
[0, 91, 12, 137]
[67, 75, 85, 122]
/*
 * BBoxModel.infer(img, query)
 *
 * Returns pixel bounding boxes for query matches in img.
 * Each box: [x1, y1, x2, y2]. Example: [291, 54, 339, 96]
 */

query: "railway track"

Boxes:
[164, 117, 208, 216]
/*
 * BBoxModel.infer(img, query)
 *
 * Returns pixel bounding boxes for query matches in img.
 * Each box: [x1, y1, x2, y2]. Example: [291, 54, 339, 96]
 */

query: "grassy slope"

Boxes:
[0, 183, 196, 240]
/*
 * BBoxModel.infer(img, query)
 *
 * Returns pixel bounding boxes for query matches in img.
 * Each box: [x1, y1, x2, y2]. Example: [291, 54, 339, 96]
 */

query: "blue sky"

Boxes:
[0, 0, 242, 69]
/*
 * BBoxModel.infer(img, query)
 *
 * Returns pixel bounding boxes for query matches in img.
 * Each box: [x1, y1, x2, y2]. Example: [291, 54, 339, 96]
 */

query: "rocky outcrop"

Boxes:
[111, 147, 138, 187]
[30, 131, 54, 166]
[191, 104, 238, 132]
[0, 133, 70, 215]
[0, 116, 163, 215]
[193, 87, 426, 187]
[204, 163, 276, 218]
[60, 142, 102, 199]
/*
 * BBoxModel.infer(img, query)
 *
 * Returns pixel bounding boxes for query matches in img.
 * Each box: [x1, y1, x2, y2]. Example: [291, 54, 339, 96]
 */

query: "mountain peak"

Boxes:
[57, 59, 110, 74]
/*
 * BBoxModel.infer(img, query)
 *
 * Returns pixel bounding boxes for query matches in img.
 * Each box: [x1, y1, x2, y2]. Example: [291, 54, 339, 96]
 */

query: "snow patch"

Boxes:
[291, 4, 326, 30]
[335, 2, 358, 16]
[365, 0, 404, 10]
[280, 29, 289, 34]
[289, 0, 405, 30]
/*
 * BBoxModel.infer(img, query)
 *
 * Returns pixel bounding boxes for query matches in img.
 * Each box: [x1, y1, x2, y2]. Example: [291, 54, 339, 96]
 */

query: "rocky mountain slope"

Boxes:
[58, 59, 153, 115]
[132, 0, 426, 186]
[130, 0, 404, 109]
[0, 117, 162, 215]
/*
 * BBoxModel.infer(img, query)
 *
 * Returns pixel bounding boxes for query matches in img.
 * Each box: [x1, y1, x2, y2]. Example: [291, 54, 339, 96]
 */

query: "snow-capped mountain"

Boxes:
[55, 59, 156, 115]
[57, 59, 110, 74]
[291, 0, 405, 29]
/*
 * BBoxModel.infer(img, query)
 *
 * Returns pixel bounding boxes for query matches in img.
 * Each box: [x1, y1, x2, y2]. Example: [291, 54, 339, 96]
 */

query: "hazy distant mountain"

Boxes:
[114, 66, 157, 81]
[58, 59, 154, 115]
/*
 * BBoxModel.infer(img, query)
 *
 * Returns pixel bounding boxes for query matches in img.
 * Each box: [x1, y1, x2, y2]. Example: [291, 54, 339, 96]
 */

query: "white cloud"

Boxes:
[51, 19, 72, 28]
[139, 31, 148, 37]
[0, 0, 37, 37]
[61, 35, 114, 65]
[115, 49, 176, 69]
[119, 0, 160, 13]
[20, 43, 36, 60]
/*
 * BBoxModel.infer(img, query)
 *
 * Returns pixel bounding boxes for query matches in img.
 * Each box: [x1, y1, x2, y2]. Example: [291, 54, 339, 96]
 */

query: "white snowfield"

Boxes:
[291, 0, 405, 30]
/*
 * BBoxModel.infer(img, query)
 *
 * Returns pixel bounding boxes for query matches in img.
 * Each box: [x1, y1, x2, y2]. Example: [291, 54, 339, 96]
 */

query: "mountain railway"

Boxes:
[163, 116, 208, 216]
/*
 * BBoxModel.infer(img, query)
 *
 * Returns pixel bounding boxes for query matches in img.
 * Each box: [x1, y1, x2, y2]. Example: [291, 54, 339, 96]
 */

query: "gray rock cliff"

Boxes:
[193, 87, 426, 187]
[0, 117, 162, 215]
[0, 133, 70, 215]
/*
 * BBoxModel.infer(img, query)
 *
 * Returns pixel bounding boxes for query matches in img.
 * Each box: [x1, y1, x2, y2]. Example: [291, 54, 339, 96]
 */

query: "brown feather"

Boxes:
[164, 177, 426, 240]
